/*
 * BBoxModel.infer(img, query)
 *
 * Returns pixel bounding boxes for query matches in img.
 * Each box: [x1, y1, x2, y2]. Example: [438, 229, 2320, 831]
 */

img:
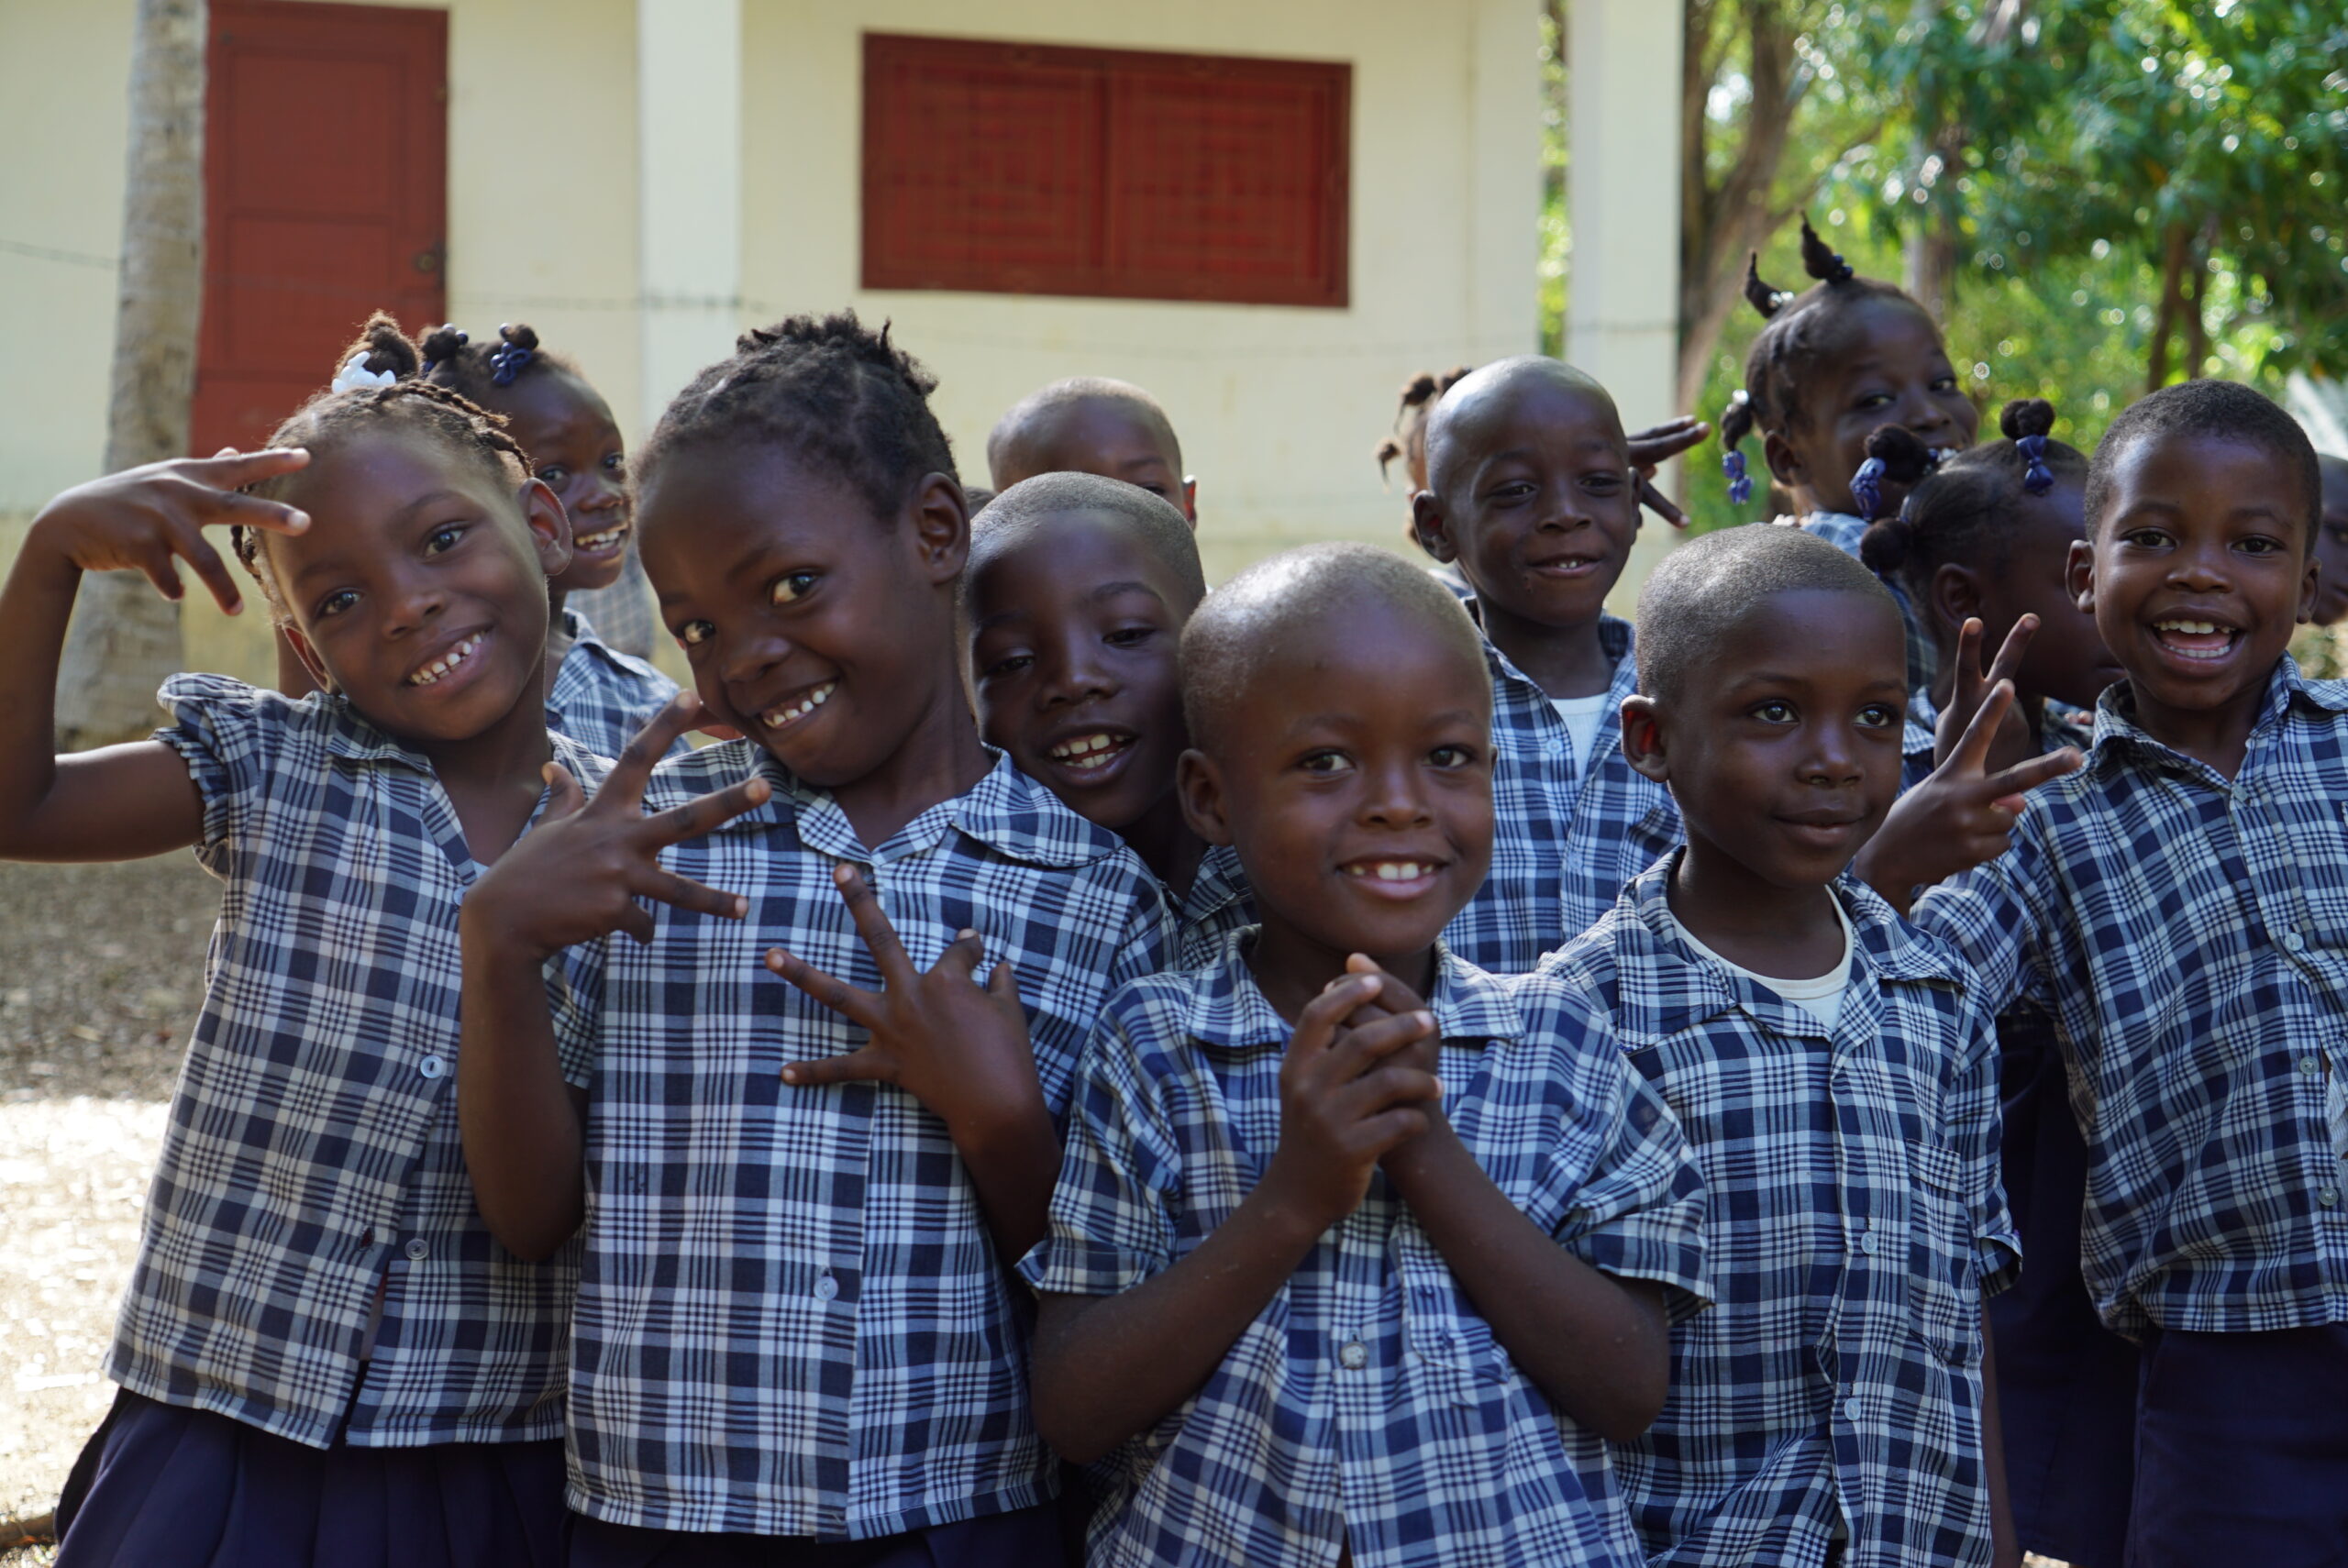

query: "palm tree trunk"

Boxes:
[55, 0, 207, 751]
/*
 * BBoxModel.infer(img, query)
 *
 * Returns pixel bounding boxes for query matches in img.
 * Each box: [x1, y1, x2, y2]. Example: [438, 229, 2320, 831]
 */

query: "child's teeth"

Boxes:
[1354, 861, 1432, 881]
[409, 632, 482, 686]
[578, 526, 625, 549]
[760, 681, 836, 729]
[1050, 733, 1124, 767]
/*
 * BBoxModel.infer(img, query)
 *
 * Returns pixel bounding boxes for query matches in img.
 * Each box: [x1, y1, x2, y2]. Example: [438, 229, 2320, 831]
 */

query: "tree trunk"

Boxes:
[2147, 221, 2190, 392]
[55, 0, 207, 752]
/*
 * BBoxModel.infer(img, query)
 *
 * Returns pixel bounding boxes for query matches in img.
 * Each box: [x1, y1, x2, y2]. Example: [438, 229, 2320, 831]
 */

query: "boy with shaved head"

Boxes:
[988, 377, 1197, 525]
[1410, 356, 1680, 972]
[1018, 542, 1708, 1568]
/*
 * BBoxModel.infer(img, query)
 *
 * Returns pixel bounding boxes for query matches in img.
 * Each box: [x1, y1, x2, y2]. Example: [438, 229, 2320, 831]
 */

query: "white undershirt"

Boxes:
[1670, 897, 1856, 1031]
[1550, 693, 1613, 771]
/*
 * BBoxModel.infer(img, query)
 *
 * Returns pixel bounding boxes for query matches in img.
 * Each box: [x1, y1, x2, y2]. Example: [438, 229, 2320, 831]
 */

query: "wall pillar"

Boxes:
[1565, 0, 1684, 605]
[637, 0, 743, 433]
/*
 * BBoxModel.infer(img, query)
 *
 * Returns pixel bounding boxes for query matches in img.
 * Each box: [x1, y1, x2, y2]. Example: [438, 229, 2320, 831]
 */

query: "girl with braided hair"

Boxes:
[1717, 218, 1981, 690]
[416, 321, 682, 758]
[6, 313, 655, 1566]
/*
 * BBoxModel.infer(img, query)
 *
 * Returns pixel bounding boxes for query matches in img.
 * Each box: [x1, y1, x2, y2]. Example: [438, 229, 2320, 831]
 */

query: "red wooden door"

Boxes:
[193, 2, 445, 455]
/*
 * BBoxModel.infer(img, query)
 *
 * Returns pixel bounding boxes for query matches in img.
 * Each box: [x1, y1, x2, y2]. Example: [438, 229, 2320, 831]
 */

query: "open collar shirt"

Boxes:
[544, 605, 682, 762]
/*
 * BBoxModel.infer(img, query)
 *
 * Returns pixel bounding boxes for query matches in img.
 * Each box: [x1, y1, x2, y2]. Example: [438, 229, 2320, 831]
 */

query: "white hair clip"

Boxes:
[332, 354, 397, 394]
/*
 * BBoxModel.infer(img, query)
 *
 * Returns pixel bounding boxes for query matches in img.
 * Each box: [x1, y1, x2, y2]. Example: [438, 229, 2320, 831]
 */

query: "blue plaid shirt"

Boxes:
[563, 543, 661, 658]
[1175, 843, 1255, 966]
[1442, 615, 1680, 974]
[1021, 934, 1708, 1568]
[546, 606, 681, 762]
[1915, 659, 2348, 1338]
[116, 674, 605, 1450]
[566, 743, 1176, 1537]
[1544, 857, 2016, 1567]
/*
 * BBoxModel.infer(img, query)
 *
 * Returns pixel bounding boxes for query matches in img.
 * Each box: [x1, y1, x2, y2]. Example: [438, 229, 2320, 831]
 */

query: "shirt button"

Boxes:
[2321, 1187, 2340, 1209]
[418, 1055, 447, 1079]
[1843, 1396, 1863, 1422]
[1858, 1228, 1880, 1255]
[2283, 930, 2307, 953]
[1339, 1340, 1368, 1370]
[404, 1237, 429, 1261]
[814, 1273, 839, 1302]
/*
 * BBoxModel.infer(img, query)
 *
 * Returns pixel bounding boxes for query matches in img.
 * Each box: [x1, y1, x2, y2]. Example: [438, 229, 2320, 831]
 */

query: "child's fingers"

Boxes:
[933, 927, 987, 985]
[1360, 1105, 1434, 1156]
[634, 867, 748, 921]
[616, 901, 658, 945]
[1636, 476, 1689, 529]
[1951, 618, 1985, 696]
[646, 776, 770, 846]
[1342, 953, 1429, 1015]
[1285, 975, 1381, 1073]
[183, 446, 310, 494]
[540, 762, 588, 821]
[1945, 679, 2016, 776]
[604, 694, 704, 804]
[781, 1043, 891, 1089]
[1979, 745, 2082, 803]
[985, 955, 1022, 1008]
[762, 947, 883, 1030]
[831, 864, 917, 990]
[1982, 613, 2039, 690]
[171, 527, 246, 614]
[1327, 1011, 1438, 1082]
[128, 541, 186, 602]
[1624, 417, 1711, 467]
[1335, 1062, 1445, 1120]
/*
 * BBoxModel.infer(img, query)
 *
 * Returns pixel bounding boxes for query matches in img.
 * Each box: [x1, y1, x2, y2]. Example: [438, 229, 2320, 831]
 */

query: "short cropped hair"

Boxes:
[1180, 543, 1485, 756]
[1421, 357, 1620, 500]
[1636, 525, 1899, 702]
[966, 471, 1206, 606]
[987, 376, 1183, 475]
[2083, 380, 2321, 551]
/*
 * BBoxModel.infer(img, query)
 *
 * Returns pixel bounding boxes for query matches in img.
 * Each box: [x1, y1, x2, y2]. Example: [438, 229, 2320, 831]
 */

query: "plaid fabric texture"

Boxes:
[1174, 843, 1255, 966]
[546, 605, 682, 762]
[1544, 858, 2016, 1567]
[563, 542, 661, 658]
[1021, 935, 1707, 1568]
[566, 743, 1175, 1538]
[1440, 615, 1680, 975]
[1916, 660, 2348, 1339]
[112, 674, 605, 1450]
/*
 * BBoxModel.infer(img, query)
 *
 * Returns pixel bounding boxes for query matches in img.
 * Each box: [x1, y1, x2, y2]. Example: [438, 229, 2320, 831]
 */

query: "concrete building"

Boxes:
[0, 0, 1682, 684]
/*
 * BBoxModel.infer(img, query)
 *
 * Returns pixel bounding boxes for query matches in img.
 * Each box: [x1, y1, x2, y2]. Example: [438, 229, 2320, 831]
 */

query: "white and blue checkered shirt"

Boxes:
[545, 606, 681, 762]
[1543, 858, 2016, 1567]
[564, 742, 1176, 1538]
[112, 674, 605, 1450]
[1021, 935, 1708, 1568]
[1441, 616, 1680, 974]
[1174, 843, 1255, 966]
[1916, 659, 2348, 1339]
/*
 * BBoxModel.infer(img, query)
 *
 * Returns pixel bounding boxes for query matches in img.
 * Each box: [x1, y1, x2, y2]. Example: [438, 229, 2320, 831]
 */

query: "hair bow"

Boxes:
[332, 355, 397, 394]
[1722, 450, 1755, 507]
[489, 339, 534, 386]
[2018, 433, 2054, 495]
[1850, 456, 1888, 522]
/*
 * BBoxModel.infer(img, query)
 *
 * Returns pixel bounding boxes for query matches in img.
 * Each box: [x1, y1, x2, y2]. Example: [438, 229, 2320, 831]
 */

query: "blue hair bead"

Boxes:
[2019, 433, 2054, 495]
[1723, 449, 1754, 507]
[1850, 456, 1888, 522]
[489, 340, 534, 386]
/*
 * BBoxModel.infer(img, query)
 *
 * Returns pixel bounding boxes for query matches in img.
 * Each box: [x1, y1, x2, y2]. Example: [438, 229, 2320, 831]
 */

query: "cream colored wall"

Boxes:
[739, 0, 1545, 583]
[0, 0, 648, 686]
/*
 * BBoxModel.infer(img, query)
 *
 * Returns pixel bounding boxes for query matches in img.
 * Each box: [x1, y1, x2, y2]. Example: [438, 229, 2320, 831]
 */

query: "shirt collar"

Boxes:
[1183, 932, 1523, 1055]
[706, 742, 1119, 869]
[1481, 613, 1638, 706]
[2086, 656, 2348, 778]
[319, 694, 438, 770]
[1609, 850, 1962, 1048]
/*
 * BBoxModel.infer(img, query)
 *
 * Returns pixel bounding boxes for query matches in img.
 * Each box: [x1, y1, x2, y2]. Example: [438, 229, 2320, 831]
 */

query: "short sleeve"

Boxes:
[1947, 995, 2021, 1294]
[1912, 820, 2052, 1016]
[1018, 999, 1185, 1300]
[546, 936, 607, 1089]
[150, 672, 297, 851]
[1552, 1057, 1711, 1321]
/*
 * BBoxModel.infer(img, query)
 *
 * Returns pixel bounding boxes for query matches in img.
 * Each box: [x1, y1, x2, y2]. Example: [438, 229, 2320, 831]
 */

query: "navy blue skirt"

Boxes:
[54, 1387, 567, 1568]
[1984, 1014, 2137, 1568]
[565, 1501, 1066, 1568]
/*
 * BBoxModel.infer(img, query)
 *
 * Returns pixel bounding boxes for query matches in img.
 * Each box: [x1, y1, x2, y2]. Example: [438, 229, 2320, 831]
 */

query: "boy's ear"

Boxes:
[908, 471, 970, 584]
[1927, 562, 1987, 642]
[520, 478, 573, 580]
[1180, 475, 1198, 528]
[1619, 694, 1671, 784]
[2065, 537, 2097, 614]
[1410, 489, 1460, 563]
[282, 623, 335, 696]
[1763, 428, 1805, 490]
[1175, 747, 1235, 847]
[2299, 535, 2322, 625]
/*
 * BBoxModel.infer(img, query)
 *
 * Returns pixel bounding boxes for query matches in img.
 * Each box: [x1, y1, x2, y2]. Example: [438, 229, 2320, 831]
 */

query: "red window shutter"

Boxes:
[861, 34, 1349, 308]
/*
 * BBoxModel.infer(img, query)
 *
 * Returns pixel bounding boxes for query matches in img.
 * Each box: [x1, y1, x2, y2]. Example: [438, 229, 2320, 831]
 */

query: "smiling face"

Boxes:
[989, 397, 1193, 523]
[486, 367, 632, 596]
[2069, 431, 2318, 744]
[637, 442, 967, 790]
[2313, 456, 2348, 625]
[1413, 368, 1637, 635]
[1766, 296, 1980, 518]
[1180, 597, 1493, 977]
[967, 508, 1199, 834]
[1629, 589, 1907, 890]
[262, 425, 567, 745]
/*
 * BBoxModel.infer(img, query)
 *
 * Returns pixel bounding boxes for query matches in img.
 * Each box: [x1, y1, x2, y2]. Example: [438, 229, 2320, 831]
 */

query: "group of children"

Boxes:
[8, 213, 2348, 1568]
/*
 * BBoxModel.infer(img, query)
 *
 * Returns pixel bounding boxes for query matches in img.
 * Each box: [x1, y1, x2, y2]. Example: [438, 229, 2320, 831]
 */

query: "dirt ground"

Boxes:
[0, 856, 216, 1565]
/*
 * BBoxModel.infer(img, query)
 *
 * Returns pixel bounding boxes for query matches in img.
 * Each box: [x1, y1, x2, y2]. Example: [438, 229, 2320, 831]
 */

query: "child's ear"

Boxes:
[2066, 537, 2097, 614]
[1180, 476, 1198, 528]
[908, 471, 969, 584]
[1619, 694, 1671, 783]
[282, 624, 335, 696]
[520, 478, 573, 580]
[1175, 747, 1235, 847]
[1927, 562, 1987, 641]
[2299, 536, 2322, 625]
[1410, 490, 1459, 563]
[1762, 428, 1805, 490]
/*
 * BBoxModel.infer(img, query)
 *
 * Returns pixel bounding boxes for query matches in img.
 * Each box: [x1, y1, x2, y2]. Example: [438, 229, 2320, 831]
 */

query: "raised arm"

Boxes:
[459, 697, 766, 1260]
[1028, 977, 1441, 1463]
[0, 451, 311, 861]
